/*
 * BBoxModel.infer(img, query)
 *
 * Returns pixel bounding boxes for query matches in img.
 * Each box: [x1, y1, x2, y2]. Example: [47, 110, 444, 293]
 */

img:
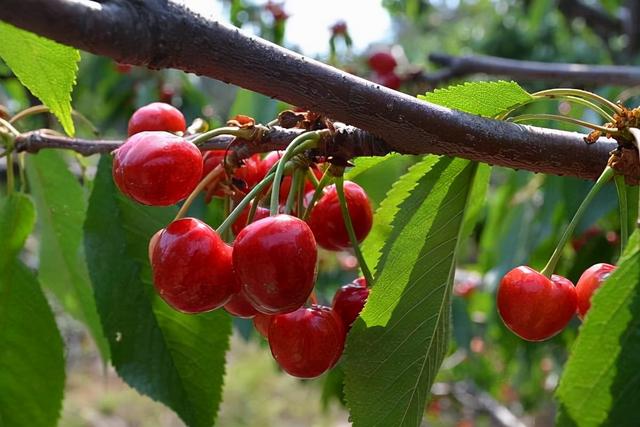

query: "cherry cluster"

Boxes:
[112, 102, 373, 378]
[497, 263, 616, 341]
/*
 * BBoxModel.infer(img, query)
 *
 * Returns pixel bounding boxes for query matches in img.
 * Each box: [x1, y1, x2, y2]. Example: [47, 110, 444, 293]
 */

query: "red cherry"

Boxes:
[127, 102, 186, 136]
[497, 266, 577, 341]
[253, 313, 273, 338]
[151, 218, 236, 313]
[115, 62, 133, 74]
[269, 305, 345, 378]
[330, 20, 347, 36]
[231, 203, 270, 236]
[307, 181, 373, 251]
[112, 131, 203, 206]
[575, 263, 616, 319]
[367, 51, 397, 74]
[332, 277, 369, 329]
[372, 71, 401, 90]
[224, 290, 258, 319]
[233, 214, 318, 314]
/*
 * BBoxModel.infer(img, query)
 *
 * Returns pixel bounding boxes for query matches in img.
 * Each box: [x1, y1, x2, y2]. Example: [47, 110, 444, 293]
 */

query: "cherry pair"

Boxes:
[498, 263, 615, 341]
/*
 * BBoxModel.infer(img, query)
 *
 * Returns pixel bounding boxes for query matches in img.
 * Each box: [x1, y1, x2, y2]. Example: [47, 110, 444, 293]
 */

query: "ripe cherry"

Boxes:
[367, 51, 397, 74]
[253, 313, 273, 338]
[233, 214, 318, 314]
[372, 71, 401, 90]
[231, 203, 270, 236]
[497, 266, 577, 341]
[112, 131, 203, 206]
[151, 218, 236, 313]
[332, 277, 369, 329]
[127, 102, 186, 136]
[224, 290, 258, 319]
[307, 181, 373, 251]
[269, 305, 345, 378]
[575, 263, 616, 319]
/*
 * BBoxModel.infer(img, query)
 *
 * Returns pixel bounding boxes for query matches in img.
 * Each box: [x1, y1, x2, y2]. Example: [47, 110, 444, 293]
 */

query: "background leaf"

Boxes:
[556, 231, 640, 427]
[0, 193, 65, 427]
[0, 22, 79, 135]
[26, 151, 109, 360]
[418, 81, 533, 118]
[84, 156, 231, 427]
[345, 157, 478, 427]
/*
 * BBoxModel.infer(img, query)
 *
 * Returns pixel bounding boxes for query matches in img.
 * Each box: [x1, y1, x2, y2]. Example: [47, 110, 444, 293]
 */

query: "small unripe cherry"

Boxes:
[128, 102, 186, 136]
[269, 305, 346, 378]
[152, 218, 236, 313]
[497, 266, 577, 341]
[307, 181, 373, 251]
[233, 215, 318, 314]
[332, 277, 369, 329]
[112, 131, 203, 206]
[575, 263, 616, 319]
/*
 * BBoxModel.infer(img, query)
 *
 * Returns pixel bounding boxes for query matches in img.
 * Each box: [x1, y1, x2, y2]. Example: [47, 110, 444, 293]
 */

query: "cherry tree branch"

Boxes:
[0, 0, 625, 180]
[420, 53, 640, 87]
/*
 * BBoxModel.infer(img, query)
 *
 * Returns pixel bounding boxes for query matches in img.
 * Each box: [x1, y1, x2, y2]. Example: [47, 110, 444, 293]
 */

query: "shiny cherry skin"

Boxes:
[231, 203, 270, 236]
[497, 266, 577, 341]
[367, 51, 397, 74]
[233, 214, 318, 314]
[253, 313, 274, 338]
[112, 131, 203, 206]
[269, 305, 346, 378]
[152, 218, 236, 313]
[332, 277, 369, 329]
[127, 102, 186, 136]
[307, 181, 373, 251]
[576, 263, 616, 319]
[224, 290, 258, 319]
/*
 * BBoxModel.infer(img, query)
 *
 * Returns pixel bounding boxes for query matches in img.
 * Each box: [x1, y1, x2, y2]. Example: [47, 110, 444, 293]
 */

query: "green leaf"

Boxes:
[345, 154, 401, 181]
[0, 193, 36, 273]
[26, 151, 109, 360]
[418, 81, 533, 118]
[362, 155, 440, 276]
[556, 230, 640, 427]
[345, 157, 478, 427]
[0, 193, 65, 427]
[84, 156, 231, 427]
[0, 261, 66, 427]
[0, 23, 79, 135]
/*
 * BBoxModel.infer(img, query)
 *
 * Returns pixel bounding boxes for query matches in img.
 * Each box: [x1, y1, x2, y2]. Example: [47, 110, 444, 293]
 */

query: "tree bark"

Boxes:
[0, 0, 624, 180]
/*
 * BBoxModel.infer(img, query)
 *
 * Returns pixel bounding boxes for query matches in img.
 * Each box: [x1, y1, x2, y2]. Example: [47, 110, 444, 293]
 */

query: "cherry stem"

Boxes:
[0, 117, 21, 138]
[306, 168, 320, 188]
[497, 95, 615, 123]
[174, 164, 224, 220]
[540, 166, 615, 278]
[302, 166, 333, 220]
[308, 289, 318, 306]
[614, 174, 629, 252]
[6, 152, 14, 195]
[284, 167, 302, 215]
[532, 89, 623, 114]
[190, 126, 250, 146]
[270, 131, 322, 216]
[509, 114, 618, 134]
[335, 175, 373, 286]
[216, 173, 275, 236]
